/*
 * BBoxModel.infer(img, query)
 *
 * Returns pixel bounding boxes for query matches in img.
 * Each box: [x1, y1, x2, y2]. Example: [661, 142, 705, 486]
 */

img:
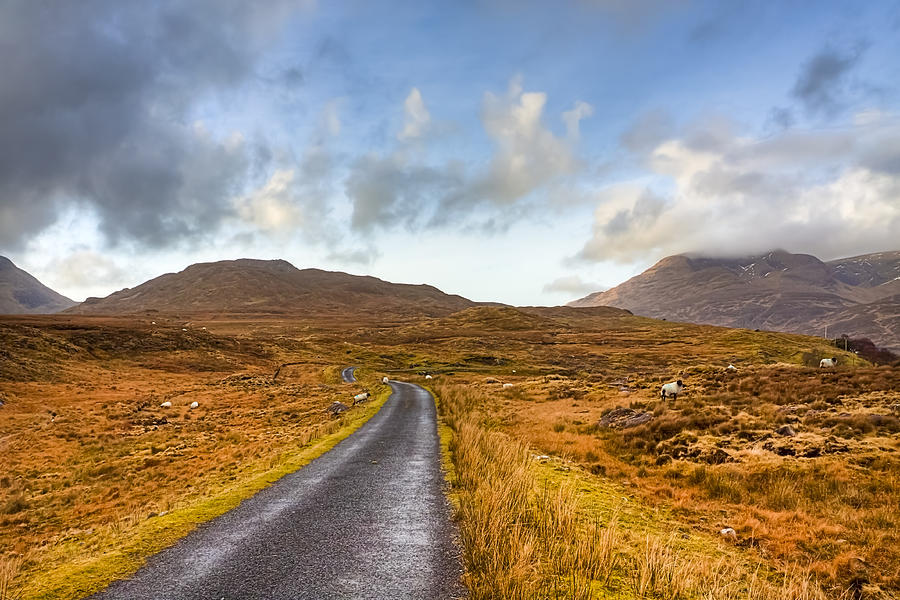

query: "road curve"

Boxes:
[341, 366, 357, 383]
[91, 380, 465, 600]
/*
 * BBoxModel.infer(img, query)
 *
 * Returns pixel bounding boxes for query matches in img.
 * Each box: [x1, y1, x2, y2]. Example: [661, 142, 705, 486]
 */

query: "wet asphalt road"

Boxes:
[91, 378, 465, 600]
[341, 366, 358, 383]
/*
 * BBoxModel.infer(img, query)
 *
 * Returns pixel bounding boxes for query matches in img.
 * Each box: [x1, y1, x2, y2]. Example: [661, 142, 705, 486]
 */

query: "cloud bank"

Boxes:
[0, 0, 308, 251]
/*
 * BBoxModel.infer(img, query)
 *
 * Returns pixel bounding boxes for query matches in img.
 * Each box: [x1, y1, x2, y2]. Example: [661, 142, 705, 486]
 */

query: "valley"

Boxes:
[2, 305, 896, 599]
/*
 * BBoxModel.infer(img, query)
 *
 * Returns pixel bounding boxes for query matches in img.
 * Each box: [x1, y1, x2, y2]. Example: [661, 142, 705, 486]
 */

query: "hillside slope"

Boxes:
[0, 256, 76, 314]
[570, 250, 899, 351]
[67, 258, 475, 317]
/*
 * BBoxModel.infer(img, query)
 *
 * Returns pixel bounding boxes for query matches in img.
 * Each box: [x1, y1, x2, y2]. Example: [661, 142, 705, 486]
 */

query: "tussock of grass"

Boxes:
[436, 381, 856, 600]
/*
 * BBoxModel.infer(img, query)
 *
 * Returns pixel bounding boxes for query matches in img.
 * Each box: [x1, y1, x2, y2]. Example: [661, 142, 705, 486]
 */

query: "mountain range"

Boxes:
[0, 256, 76, 314]
[570, 250, 900, 351]
[64, 258, 475, 317]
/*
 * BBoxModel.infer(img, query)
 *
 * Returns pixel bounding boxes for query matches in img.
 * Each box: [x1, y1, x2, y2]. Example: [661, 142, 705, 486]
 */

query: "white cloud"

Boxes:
[235, 169, 305, 233]
[347, 78, 592, 230]
[579, 113, 900, 263]
[481, 77, 589, 203]
[542, 274, 607, 296]
[398, 87, 431, 140]
[562, 100, 594, 141]
[42, 250, 131, 300]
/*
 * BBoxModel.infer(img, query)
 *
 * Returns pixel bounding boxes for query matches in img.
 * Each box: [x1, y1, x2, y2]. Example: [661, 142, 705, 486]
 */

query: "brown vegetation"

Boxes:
[1, 304, 895, 599]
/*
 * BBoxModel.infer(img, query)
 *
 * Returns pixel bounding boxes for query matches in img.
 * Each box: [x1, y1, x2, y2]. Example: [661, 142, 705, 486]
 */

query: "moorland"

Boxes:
[1, 306, 897, 599]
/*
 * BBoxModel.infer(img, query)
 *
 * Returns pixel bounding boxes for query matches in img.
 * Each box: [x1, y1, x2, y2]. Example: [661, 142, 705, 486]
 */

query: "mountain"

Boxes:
[569, 250, 900, 351]
[0, 256, 77, 314]
[66, 258, 475, 317]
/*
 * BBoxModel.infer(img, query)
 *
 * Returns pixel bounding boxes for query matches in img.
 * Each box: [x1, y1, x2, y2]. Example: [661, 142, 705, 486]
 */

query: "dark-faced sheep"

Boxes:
[660, 380, 684, 400]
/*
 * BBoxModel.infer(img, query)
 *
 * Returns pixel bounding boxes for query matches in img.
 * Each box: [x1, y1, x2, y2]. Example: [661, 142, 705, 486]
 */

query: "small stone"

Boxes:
[326, 401, 350, 416]
[776, 425, 796, 437]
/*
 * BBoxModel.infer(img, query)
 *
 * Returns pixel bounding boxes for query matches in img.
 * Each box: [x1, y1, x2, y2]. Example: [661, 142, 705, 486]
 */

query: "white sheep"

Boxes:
[660, 380, 684, 400]
[160, 401, 172, 408]
[726, 364, 737, 372]
[819, 357, 837, 368]
[425, 374, 433, 380]
[353, 392, 370, 404]
[382, 376, 389, 384]
[189, 401, 199, 409]
[502, 383, 514, 389]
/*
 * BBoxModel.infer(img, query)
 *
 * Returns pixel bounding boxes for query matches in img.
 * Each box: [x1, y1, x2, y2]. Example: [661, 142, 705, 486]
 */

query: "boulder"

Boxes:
[327, 401, 350, 416]
[699, 447, 732, 464]
[776, 424, 796, 437]
[599, 407, 654, 429]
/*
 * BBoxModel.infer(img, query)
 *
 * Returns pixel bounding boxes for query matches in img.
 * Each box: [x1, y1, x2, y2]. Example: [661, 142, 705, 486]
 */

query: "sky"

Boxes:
[1, 0, 899, 305]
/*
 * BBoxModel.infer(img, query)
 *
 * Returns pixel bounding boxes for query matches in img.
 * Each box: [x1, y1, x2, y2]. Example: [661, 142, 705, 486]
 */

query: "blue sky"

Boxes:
[1, 0, 898, 304]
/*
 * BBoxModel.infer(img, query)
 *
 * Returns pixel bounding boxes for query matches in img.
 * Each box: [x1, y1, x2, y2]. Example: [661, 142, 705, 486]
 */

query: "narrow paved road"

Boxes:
[341, 366, 357, 383]
[91, 379, 465, 600]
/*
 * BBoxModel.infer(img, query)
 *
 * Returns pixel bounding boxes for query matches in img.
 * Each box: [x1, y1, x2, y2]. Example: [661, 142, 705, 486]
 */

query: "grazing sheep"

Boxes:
[353, 392, 370, 405]
[720, 527, 738, 542]
[819, 357, 837, 368]
[382, 376, 389, 384]
[660, 380, 684, 400]
[189, 401, 199, 410]
[160, 401, 172, 408]
[726, 364, 737, 372]
[502, 383, 514, 389]
[425, 374, 433, 380]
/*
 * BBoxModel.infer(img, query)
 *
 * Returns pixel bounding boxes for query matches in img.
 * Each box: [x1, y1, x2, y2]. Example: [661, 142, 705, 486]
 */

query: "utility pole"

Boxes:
[824, 325, 828, 340]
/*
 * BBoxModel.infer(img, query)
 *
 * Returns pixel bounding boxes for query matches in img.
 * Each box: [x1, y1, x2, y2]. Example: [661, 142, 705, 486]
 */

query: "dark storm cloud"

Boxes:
[791, 45, 865, 116]
[0, 0, 305, 251]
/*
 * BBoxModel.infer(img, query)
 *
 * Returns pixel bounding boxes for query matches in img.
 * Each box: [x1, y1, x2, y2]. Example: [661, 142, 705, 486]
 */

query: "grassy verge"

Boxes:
[19, 385, 390, 600]
[435, 381, 857, 600]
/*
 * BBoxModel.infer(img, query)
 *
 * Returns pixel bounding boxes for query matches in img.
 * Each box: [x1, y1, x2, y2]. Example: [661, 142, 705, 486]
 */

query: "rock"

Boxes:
[763, 441, 796, 456]
[776, 425, 796, 437]
[655, 454, 673, 466]
[699, 447, 732, 464]
[189, 401, 199, 410]
[160, 401, 172, 408]
[599, 407, 654, 429]
[802, 447, 822, 458]
[720, 527, 738, 541]
[326, 401, 349, 416]
[824, 439, 849, 454]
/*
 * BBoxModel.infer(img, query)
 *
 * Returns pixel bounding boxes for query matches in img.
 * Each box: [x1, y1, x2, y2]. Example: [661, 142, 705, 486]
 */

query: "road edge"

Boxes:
[25, 382, 392, 600]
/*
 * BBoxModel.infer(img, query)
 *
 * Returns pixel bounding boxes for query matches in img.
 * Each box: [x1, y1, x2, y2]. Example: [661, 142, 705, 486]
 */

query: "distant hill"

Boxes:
[0, 256, 77, 314]
[66, 258, 475, 317]
[569, 250, 900, 351]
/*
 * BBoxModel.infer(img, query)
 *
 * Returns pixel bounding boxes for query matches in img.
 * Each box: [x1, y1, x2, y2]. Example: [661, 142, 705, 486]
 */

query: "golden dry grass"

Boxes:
[1, 306, 894, 599]
[0, 316, 390, 599]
